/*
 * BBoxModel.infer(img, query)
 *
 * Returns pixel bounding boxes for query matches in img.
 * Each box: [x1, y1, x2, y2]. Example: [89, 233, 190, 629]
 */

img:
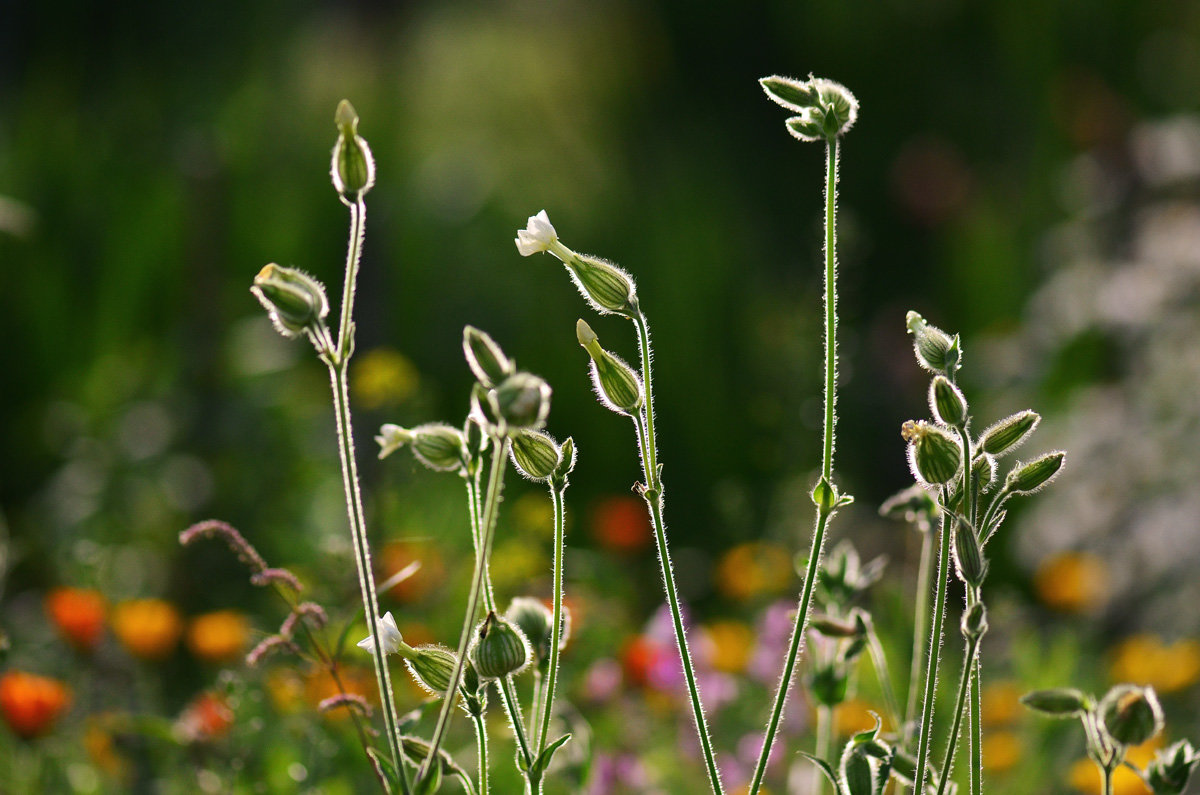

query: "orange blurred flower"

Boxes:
[591, 496, 651, 554]
[1109, 634, 1200, 694]
[1068, 738, 1160, 794]
[981, 680, 1024, 728]
[84, 718, 129, 779]
[982, 730, 1022, 773]
[715, 542, 792, 601]
[177, 692, 234, 743]
[305, 666, 377, 720]
[379, 541, 443, 603]
[1034, 552, 1108, 613]
[0, 671, 71, 739]
[621, 636, 665, 688]
[187, 610, 250, 664]
[112, 599, 183, 661]
[45, 587, 106, 651]
[351, 347, 418, 410]
[704, 621, 755, 674]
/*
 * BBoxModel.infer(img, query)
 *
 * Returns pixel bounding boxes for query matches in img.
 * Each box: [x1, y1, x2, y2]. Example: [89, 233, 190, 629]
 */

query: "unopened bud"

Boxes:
[902, 420, 962, 486]
[1006, 451, 1065, 495]
[973, 453, 997, 491]
[510, 429, 561, 482]
[331, 100, 375, 197]
[377, 423, 465, 472]
[470, 611, 530, 680]
[930, 375, 968, 427]
[763, 76, 859, 142]
[551, 436, 577, 489]
[878, 483, 939, 528]
[1020, 687, 1090, 718]
[953, 521, 988, 587]
[405, 645, 458, 697]
[463, 326, 515, 388]
[251, 264, 329, 339]
[810, 614, 860, 638]
[492, 373, 552, 432]
[577, 319, 644, 415]
[1147, 739, 1200, 794]
[980, 411, 1040, 456]
[961, 602, 988, 639]
[906, 311, 960, 375]
[1100, 684, 1164, 747]
[565, 253, 638, 316]
[808, 663, 849, 707]
[506, 597, 555, 665]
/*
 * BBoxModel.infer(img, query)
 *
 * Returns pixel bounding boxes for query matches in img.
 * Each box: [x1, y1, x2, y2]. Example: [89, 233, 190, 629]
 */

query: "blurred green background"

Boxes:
[4, 0, 1200, 792]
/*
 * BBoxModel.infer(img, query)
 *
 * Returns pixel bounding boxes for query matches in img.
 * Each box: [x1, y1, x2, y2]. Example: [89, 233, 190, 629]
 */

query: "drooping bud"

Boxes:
[577, 319, 643, 416]
[463, 326, 515, 388]
[331, 100, 375, 198]
[377, 423, 466, 472]
[1020, 688, 1090, 718]
[1099, 684, 1164, 747]
[979, 410, 1040, 456]
[564, 253, 639, 316]
[506, 597, 555, 665]
[902, 420, 962, 486]
[906, 311, 960, 375]
[1006, 451, 1066, 495]
[929, 375, 968, 427]
[470, 611, 530, 680]
[491, 373, 552, 432]
[404, 645, 458, 697]
[510, 429, 561, 482]
[961, 602, 988, 639]
[251, 264, 329, 339]
[1147, 739, 1200, 795]
[953, 520, 988, 587]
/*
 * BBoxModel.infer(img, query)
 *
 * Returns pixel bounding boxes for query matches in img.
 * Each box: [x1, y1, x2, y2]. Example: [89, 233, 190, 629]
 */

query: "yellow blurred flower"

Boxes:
[982, 730, 1022, 773]
[832, 698, 889, 738]
[1109, 634, 1200, 694]
[982, 680, 1024, 727]
[266, 668, 306, 714]
[112, 599, 183, 661]
[1034, 552, 1108, 613]
[1068, 738, 1160, 794]
[714, 542, 793, 602]
[351, 348, 418, 410]
[704, 621, 755, 674]
[187, 610, 250, 664]
[84, 718, 129, 779]
[511, 492, 556, 538]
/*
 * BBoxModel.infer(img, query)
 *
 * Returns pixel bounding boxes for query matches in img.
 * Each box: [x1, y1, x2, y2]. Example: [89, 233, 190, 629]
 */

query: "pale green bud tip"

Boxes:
[577, 318, 598, 348]
[515, 209, 558, 257]
[357, 611, 404, 656]
[980, 410, 1041, 456]
[1100, 684, 1164, 747]
[376, 423, 414, 459]
[251, 263, 329, 339]
[1020, 688, 1090, 717]
[331, 100, 375, 196]
[930, 375, 968, 427]
[463, 325, 515, 388]
[1006, 451, 1065, 495]
[905, 311, 960, 374]
[335, 99, 359, 134]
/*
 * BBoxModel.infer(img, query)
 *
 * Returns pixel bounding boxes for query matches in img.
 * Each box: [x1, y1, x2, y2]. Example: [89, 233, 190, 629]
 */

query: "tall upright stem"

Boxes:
[749, 136, 843, 795]
[472, 713, 490, 795]
[935, 634, 981, 795]
[631, 318, 725, 795]
[970, 654, 983, 795]
[906, 528, 934, 737]
[914, 494, 953, 795]
[535, 485, 568, 758]
[326, 197, 410, 794]
[814, 705, 834, 795]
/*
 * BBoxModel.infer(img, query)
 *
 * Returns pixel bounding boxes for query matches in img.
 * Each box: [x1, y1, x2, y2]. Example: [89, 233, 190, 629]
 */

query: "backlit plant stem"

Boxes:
[936, 631, 981, 795]
[472, 712, 490, 795]
[535, 484, 568, 758]
[630, 313, 725, 795]
[906, 527, 934, 739]
[324, 196, 410, 794]
[914, 488, 953, 795]
[749, 136, 843, 795]
[499, 675, 537, 792]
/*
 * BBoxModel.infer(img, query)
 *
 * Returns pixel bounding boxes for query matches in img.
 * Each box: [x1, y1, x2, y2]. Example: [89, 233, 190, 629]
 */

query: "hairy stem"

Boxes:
[499, 675, 536, 791]
[907, 527, 935, 739]
[535, 484, 568, 759]
[473, 712, 490, 795]
[970, 654, 982, 795]
[914, 494, 953, 795]
[749, 135, 843, 795]
[936, 633, 981, 795]
[814, 705, 834, 795]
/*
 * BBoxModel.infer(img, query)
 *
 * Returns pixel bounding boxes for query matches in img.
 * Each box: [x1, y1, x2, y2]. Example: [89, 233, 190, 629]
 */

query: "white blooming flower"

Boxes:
[515, 210, 558, 257]
[357, 611, 404, 656]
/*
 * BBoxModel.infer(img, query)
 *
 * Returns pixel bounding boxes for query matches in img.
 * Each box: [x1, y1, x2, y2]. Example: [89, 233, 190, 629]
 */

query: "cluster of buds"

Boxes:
[461, 327, 552, 438]
[760, 75, 860, 143]
[805, 713, 895, 795]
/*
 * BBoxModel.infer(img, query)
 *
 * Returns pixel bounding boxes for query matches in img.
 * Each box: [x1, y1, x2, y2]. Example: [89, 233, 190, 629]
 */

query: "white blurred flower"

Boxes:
[515, 210, 558, 257]
[357, 611, 404, 656]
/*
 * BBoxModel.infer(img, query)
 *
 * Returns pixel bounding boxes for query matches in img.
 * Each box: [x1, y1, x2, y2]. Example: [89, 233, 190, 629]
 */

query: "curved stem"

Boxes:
[935, 633, 981, 795]
[472, 712, 490, 795]
[422, 438, 510, 782]
[536, 485, 568, 759]
[914, 494, 953, 795]
[630, 320, 725, 795]
[499, 674, 538, 794]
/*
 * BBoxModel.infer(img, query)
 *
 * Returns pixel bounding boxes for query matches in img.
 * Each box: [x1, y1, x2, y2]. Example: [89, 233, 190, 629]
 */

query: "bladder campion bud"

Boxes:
[1099, 684, 1164, 747]
[902, 420, 962, 486]
[251, 264, 329, 339]
[405, 645, 458, 697]
[972, 453, 997, 491]
[505, 597, 560, 666]
[566, 253, 638, 316]
[1020, 687, 1090, 718]
[953, 520, 988, 587]
[1147, 739, 1200, 795]
[980, 410, 1040, 456]
[376, 423, 466, 472]
[331, 100, 375, 198]
[929, 376, 968, 427]
[551, 436, 576, 490]
[761, 75, 859, 142]
[906, 311, 960, 375]
[961, 602, 988, 639]
[470, 612, 530, 680]
[1005, 451, 1065, 495]
[577, 319, 643, 416]
[491, 373, 552, 432]
[463, 326, 515, 389]
[510, 429, 561, 482]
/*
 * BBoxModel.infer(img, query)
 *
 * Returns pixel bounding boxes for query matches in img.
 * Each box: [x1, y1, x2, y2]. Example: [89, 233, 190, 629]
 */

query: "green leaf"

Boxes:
[366, 747, 399, 793]
[797, 751, 841, 792]
[532, 733, 573, 777]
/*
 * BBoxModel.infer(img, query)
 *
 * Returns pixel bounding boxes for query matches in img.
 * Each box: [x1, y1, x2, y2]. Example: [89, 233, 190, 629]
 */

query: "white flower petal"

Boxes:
[514, 210, 557, 256]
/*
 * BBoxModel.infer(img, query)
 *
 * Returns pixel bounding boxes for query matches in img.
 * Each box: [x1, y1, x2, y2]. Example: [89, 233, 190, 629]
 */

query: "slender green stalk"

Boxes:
[498, 675, 537, 792]
[914, 494, 953, 795]
[1102, 765, 1115, 795]
[472, 713, 490, 795]
[630, 317, 725, 795]
[529, 671, 544, 747]
[421, 437, 510, 783]
[749, 136, 843, 795]
[324, 197, 410, 794]
[906, 527, 934, 737]
[535, 485, 568, 758]
[814, 705, 834, 795]
[865, 622, 903, 731]
[953, 416, 982, 795]
[935, 634, 981, 795]
[465, 474, 496, 613]
[970, 654, 982, 795]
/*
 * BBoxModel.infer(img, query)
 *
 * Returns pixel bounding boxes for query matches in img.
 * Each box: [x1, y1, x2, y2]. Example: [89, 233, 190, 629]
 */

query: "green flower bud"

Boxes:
[961, 602, 988, 639]
[509, 429, 561, 482]
[1147, 739, 1200, 794]
[470, 611, 530, 680]
[762, 76, 859, 143]
[906, 311, 960, 375]
[565, 253, 638, 317]
[902, 420, 962, 486]
[463, 326, 515, 389]
[980, 410, 1040, 457]
[809, 614, 861, 639]
[577, 319, 643, 416]
[878, 483, 939, 530]
[463, 416, 489, 469]
[1100, 684, 1164, 747]
[506, 597, 556, 665]
[376, 422, 466, 472]
[331, 100, 375, 198]
[404, 645, 458, 697]
[1020, 687, 1090, 718]
[808, 663, 849, 707]
[251, 264, 329, 339]
[973, 453, 998, 491]
[491, 373, 552, 432]
[459, 659, 487, 717]
[953, 521, 988, 587]
[759, 75, 820, 111]
[551, 436, 577, 489]
[1006, 451, 1066, 495]
[929, 375, 968, 427]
